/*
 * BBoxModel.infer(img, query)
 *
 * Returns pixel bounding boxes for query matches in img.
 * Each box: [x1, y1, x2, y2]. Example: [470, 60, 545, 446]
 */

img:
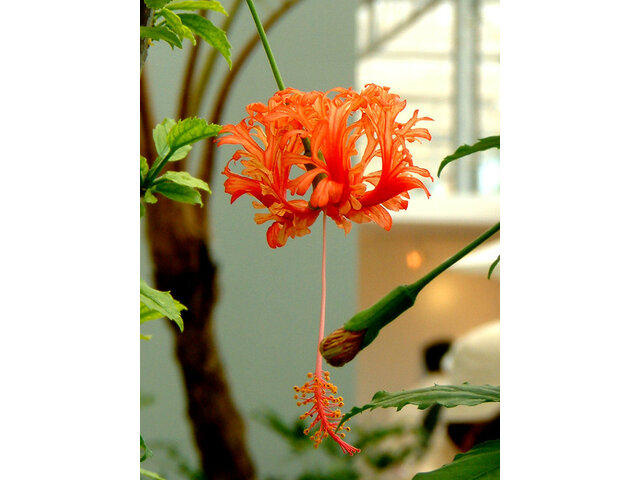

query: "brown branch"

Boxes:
[140, 1, 153, 72]
[176, 9, 207, 121]
[145, 198, 255, 480]
[190, 0, 243, 117]
[198, 0, 302, 201]
[140, 71, 155, 160]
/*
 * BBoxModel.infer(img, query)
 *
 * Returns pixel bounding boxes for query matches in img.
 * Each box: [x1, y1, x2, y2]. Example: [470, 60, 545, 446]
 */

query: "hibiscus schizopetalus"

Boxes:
[218, 85, 433, 454]
[218, 84, 433, 248]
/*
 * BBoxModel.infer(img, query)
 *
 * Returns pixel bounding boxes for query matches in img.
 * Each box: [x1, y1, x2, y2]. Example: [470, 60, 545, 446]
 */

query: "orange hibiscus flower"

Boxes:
[219, 84, 433, 248]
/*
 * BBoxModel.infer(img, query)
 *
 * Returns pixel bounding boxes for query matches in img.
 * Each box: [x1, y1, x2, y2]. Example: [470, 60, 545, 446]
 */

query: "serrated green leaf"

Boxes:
[488, 255, 500, 279]
[167, 0, 227, 14]
[140, 299, 186, 324]
[158, 8, 185, 41]
[140, 25, 182, 49]
[156, 171, 211, 194]
[140, 279, 185, 331]
[166, 117, 222, 152]
[438, 136, 500, 177]
[154, 181, 203, 206]
[140, 467, 167, 480]
[341, 384, 499, 425]
[178, 13, 231, 69]
[144, 0, 172, 8]
[413, 440, 499, 480]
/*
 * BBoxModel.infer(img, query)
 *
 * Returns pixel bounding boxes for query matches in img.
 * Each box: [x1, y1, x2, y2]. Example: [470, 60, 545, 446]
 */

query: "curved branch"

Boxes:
[189, 0, 243, 116]
[197, 0, 302, 201]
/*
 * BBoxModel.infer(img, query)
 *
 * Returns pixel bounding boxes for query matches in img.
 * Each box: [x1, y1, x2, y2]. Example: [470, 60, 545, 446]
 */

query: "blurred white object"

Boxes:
[441, 321, 500, 422]
[449, 240, 500, 279]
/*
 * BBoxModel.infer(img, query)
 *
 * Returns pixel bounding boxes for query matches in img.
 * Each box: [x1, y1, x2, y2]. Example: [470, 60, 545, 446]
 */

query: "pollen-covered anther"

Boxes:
[293, 371, 360, 456]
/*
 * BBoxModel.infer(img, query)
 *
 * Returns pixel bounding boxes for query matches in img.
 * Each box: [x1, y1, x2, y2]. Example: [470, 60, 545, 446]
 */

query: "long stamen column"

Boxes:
[293, 214, 360, 455]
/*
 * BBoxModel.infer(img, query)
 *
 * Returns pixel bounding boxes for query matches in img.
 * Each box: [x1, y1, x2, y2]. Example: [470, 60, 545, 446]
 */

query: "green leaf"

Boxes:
[182, 24, 197, 45]
[140, 279, 185, 331]
[153, 181, 203, 206]
[140, 467, 167, 480]
[166, 0, 227, 15]
[413, 440, 499, 480]
[140, 333, 152, 341]
[488, 255, 500, 279]
[140, 156, 149, 178]
[144, 0, 172, 8]
[166, 117, 222, 152]
[140, 26, 182, 49]
[140, 435, 153, 462]
[178, 13, 231, 68]
[158, 8, 185, 41]
[156, 170, 211, 194]
[438, 135, 500, 177]
[152, 118, 175, 159]
[143, 189, 158, 204]
[140, 299, 186, 324]
[341, 384, 499, 426]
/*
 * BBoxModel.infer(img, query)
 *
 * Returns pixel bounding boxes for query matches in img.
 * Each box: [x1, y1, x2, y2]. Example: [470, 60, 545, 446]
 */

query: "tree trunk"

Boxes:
[145, 196, 256, 480]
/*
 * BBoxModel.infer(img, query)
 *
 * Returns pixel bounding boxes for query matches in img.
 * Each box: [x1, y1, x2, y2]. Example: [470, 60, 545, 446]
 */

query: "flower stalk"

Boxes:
[320, 221, 500, 366]
[244, 0, 286, 91]
[292, 214, 360, 455]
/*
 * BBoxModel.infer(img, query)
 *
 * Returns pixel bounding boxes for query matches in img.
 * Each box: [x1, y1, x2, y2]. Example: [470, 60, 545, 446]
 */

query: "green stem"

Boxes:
[244, 0, 286, 91]
[344, 222, 500, 348]
[244, 0, 311, 157]
[143, 148, 177, 189]
[407, 221, 500, 296]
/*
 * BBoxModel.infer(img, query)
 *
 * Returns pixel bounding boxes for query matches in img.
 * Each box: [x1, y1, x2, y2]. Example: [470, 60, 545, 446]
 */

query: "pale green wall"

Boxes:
[141, 2, 357, 478]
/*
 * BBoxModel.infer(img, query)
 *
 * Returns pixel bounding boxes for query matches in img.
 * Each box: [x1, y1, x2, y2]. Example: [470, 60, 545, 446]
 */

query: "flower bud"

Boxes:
[319, 327, 366, 367]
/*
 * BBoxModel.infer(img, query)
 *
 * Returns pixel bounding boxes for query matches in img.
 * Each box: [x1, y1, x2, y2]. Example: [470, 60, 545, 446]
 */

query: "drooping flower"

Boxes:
[218, 84, 433, 247]
[293, 370, 360, 455]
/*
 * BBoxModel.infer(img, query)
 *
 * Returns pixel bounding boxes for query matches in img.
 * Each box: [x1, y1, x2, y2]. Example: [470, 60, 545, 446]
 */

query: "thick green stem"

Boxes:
[344, 222, 500, 348]
[244, 0, 286, 91]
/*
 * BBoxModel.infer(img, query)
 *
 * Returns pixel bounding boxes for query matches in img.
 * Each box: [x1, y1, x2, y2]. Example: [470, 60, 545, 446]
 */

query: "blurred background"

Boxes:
[140, 0, 499, 478]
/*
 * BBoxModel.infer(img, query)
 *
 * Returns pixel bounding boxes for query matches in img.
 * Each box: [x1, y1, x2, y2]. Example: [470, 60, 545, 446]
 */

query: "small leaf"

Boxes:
[178, 13, 232, 68]
[140, 435, 153, 462]
[182, 24, 197, 45]
[140, 26, 182, 49]
[156, 170, 211, 194]
[154, 181, 203, 206]
[438, 135, 500, 177]
[143, 189, 158, 204]
[140, 156, 149, 177]
[488, 255, 500, 279]
[341, 384, 499, 425]
[140, 333, 152, 341]
[141, 300, 186, 324]
[166, 117, 222, 152]
[166, 0, 227, 15]
[158, 8, 185, 41]
[152, 118, 176, 159]
[144, 0, 172, 8]
[140, 468, 167, 480]
[413, 440, 499, 479]
[140, 279, 185, 331]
